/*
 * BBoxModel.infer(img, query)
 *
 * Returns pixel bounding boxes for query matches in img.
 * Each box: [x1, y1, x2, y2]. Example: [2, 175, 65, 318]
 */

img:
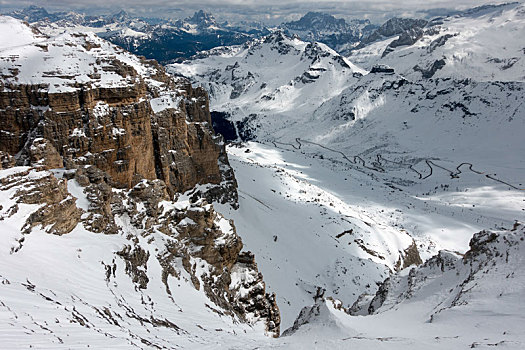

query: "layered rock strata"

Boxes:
[0, 17, 278, 335]
[0, 20, 236, 204]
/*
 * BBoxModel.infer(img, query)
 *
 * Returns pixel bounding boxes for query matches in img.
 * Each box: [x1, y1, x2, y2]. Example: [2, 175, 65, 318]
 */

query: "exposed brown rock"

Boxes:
[117, 244, 150, 289]
[151, 101, 221, 195]
[0, 81, 155, 188]
[0, 151, 15, 169]
[74, 166, 119, 234]
[28, 138, 63, 169]
[230, 251, 281, 336]
[0, 58, 236, 205]
[395, 240, 423, 271]
[0, 167, 81, 235]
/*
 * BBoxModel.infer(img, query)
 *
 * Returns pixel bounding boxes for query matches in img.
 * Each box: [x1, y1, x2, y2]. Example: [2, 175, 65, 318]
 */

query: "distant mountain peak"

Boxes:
[360, 17, 428, 46]
[285, 11, 348, 32]
[302, 11, 341, 21]
[8, 5, 55, 22]
[187, 10, 216, 27]
[281, 11, 374, 55]
[111, 10, 129, 21]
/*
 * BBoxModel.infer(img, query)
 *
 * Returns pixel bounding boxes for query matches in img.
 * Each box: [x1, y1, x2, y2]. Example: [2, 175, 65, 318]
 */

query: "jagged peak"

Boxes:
[110, 9, 129, 21]
[187, 10, 216, 26]
[359, 16, 427, 46]
[263, 29, 291, 43]
[282, 11, 367, 40]
[286, 11, 347, 28]
[379, 17, 428, 32]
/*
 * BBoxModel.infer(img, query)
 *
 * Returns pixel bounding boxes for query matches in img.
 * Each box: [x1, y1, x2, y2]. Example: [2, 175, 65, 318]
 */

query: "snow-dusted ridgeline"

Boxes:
[349, 3, 525, 82]
[171, 3, 525, 340]
[0, 2, 524, 348]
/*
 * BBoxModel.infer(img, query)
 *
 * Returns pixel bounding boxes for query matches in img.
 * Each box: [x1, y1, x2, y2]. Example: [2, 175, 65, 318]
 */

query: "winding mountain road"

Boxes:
[270, 138, 523, 190]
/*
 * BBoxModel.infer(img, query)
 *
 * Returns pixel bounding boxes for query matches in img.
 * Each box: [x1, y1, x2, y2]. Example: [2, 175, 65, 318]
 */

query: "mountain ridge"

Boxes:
[0, 3, 524, 348]
[0, 16, 281, 346]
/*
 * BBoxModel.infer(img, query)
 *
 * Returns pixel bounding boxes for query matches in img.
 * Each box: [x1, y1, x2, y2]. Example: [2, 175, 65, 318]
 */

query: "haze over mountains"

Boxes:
[6, 4, 509, 62]
[0, 2, 524, 349]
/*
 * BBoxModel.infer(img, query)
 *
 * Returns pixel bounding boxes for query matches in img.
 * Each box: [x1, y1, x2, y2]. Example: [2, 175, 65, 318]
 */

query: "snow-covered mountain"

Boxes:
[170, 9, 525, 170]
[5, 6, 268, 63]
[349, 2, 525, 81]
[176, 10, 219, 32]
[361, 222, 525, 318]
[169, 3, 525, 335]
[281, 12, 376, 54]
[1, 2, 525, 348]
[169, 31, 365, 140]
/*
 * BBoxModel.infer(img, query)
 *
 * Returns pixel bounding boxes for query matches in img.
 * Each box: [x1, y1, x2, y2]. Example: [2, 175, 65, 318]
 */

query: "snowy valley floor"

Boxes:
[0, 141, 523, 349]
[214, 141, 525, 349]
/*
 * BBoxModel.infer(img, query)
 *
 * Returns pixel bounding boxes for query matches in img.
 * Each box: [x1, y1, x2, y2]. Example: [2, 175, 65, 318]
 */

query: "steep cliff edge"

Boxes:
[0, 16, 236, 203]
[0, 15, 279, 342]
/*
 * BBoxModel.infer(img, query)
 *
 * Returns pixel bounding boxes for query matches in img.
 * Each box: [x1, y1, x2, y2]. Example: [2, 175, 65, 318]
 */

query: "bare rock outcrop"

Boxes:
[27, 138, 63, 169]
[0, 18, 278, 337]
[0, 167, 81, 236]
[0, 151, 15, 169]
[0, 27, 237, 205]
[394, 239, 423, 271]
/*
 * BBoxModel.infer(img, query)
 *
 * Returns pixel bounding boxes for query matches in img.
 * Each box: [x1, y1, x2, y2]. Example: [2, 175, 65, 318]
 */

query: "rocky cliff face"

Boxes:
[0, 27, 236, 203]
[0, 16, 279, 338]
[0, 165, 280, 337]
[361, 17, 428, 46]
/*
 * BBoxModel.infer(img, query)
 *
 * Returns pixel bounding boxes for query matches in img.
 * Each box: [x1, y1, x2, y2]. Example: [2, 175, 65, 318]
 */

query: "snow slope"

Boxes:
[278, 224, 525, 349]
[0, 167, 269, 348]
[0, 16, 46, 49]
[216, 138, 524, 329]
[0, 15, 163, 93]
[311, 72, 525, 178]
[172, 4, 525, 334]
[3, 158, 521, 350]
[216, 143, 413, 329]
[0, 165, 286, 348]
[349, 3, 525, 82]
